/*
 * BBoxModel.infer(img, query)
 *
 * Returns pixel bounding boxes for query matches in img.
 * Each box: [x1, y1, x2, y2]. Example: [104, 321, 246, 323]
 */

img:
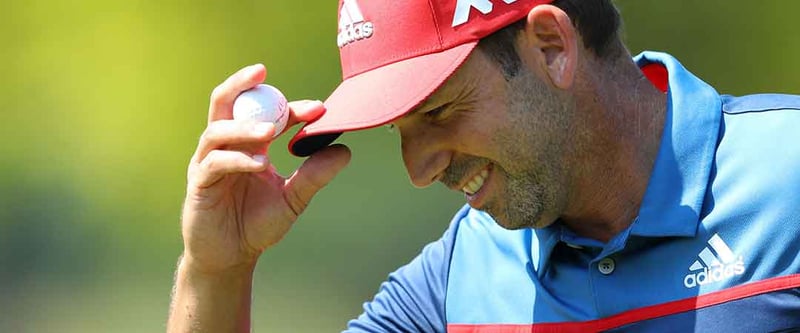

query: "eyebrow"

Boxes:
[410, 90, 451, 116]
[403, 70, 467, 119]
[399, 98, 436, 120]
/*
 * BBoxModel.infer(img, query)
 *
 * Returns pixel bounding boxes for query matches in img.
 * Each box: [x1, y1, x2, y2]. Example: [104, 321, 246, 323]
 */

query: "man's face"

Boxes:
[394, 48, 576, 230]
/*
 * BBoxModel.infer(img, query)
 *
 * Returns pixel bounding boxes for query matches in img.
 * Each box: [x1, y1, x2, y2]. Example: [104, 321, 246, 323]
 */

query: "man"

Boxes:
[168, 0, 800, 331]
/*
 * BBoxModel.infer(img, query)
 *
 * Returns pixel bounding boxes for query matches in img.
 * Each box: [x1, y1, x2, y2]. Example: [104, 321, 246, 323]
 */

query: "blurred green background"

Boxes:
[0, 1, 797, 332]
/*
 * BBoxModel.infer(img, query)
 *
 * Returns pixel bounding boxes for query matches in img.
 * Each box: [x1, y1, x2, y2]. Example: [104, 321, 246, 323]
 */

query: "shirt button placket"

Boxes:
[598, 257, 616, 275]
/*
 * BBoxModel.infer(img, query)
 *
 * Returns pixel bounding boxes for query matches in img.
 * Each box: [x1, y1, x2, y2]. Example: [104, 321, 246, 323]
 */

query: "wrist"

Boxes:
[169, 254, 256, 333]
[179, 253, 257, 279]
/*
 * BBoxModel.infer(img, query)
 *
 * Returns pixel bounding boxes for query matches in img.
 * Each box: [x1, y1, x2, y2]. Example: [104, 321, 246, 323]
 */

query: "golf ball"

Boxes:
[232, 84, 289, 137]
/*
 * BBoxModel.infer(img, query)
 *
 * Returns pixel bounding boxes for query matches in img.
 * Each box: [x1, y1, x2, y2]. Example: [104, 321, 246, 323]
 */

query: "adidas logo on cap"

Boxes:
[337, 0, 374, 48]
[683, 234, 746, 288]
[291, 0, 554, 156]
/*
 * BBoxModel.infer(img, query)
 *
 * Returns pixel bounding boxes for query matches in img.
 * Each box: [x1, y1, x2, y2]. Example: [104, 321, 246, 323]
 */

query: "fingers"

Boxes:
[191, 150, 269, 189]
[209, 64, 267, 123]
[285, 100, 326, 131]
[207, 64, 324, 138]
[193, 98, 325, 167]
[194, 120, 276, 163]
[283, 144, 352, 216]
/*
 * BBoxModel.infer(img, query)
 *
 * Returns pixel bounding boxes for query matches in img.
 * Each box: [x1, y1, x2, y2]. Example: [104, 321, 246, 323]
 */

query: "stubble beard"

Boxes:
[489, 68, 571, 230]
[487, 167, 549, 230]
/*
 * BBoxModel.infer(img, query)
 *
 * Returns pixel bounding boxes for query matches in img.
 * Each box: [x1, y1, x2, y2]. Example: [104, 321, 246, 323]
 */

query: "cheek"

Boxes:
[447, 103, 512, 156]
[447, 113, 507, 157]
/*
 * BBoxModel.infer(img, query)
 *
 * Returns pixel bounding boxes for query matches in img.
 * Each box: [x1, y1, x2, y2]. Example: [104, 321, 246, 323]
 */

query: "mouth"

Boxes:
[461, 167, 489, 196]
[458, 164, 494, 208]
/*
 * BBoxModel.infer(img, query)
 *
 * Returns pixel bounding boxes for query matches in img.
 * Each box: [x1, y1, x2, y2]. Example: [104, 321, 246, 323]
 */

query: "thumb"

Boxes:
[283, 144, 351, 216]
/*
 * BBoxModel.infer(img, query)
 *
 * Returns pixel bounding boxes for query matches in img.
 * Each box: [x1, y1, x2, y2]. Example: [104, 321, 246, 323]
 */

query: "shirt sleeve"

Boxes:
[343, 208, 465, 333]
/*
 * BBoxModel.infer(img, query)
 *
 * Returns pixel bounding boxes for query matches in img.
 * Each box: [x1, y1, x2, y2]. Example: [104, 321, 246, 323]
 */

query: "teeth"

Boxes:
[462, 169, 488, 195]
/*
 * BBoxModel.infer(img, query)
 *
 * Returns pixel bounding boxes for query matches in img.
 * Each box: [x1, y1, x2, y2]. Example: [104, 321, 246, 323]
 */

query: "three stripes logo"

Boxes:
[683, 233, 746, 288]
[337, 0, 374, 48]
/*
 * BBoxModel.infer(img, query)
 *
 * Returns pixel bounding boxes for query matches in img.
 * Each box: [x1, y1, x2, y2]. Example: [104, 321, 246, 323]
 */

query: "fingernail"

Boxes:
[253, 154, 267, 164]
[297, 100, 322, 106]
[306, 100, 325, 111]
[246, 64, 262, 75]
[297, 99, 322, 105]
[254, 122, 274, 135]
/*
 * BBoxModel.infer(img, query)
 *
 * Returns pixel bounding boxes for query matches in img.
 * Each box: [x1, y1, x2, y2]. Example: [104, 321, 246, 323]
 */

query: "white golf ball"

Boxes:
[232, 84, 289, 137]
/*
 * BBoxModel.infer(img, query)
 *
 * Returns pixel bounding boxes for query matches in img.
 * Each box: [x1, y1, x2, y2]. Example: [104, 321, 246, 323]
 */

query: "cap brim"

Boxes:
[289, 42, 477, 156]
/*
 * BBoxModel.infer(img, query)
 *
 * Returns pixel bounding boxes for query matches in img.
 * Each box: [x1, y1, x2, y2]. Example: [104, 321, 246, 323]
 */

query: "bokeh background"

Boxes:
[1, 1, 798, 332]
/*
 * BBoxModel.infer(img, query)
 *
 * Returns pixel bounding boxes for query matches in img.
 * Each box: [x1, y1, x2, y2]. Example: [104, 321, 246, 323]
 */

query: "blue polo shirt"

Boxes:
[344, 52, 800, 332]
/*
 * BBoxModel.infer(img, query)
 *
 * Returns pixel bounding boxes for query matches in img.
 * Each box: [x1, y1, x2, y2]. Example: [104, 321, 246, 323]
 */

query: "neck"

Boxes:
[560, 53, 667, 243]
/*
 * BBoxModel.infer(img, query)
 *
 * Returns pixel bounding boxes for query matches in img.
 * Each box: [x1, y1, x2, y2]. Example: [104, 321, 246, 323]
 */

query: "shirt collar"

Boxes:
[533, 51, 721, 272]
[631, 51, 721, 238]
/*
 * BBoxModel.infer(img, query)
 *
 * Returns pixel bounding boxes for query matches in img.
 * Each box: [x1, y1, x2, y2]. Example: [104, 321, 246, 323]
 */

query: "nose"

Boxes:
[400, 126, 450, 188]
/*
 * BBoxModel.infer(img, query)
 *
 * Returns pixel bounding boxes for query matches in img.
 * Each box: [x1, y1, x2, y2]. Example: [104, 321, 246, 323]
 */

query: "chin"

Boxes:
[495, 218, 528, 230]
[485, 208, 534, 230]
[486, 205, 555, 230]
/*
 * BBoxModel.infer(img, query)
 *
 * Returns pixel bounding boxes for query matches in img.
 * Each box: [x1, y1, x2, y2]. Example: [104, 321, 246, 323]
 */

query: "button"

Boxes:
[598, 258, 615, 275]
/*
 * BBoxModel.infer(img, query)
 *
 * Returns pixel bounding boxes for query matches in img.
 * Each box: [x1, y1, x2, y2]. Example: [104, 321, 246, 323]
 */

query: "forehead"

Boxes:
[405, 49, 494, 116]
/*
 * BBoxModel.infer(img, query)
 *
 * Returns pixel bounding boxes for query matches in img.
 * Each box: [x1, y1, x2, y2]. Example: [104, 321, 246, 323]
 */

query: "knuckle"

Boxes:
[189, 152, 199, 165]
[187, 158, 198, 178]
[209, 84, 227, 106]
[201, 123, 216, 139]
[197, 135, 211, 152]
[284, 189, 306, 218]
[199, 123, 221, 146]
[202, 150, 222, 171]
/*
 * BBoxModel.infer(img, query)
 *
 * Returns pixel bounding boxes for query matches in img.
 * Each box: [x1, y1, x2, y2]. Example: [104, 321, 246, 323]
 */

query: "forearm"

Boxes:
[167, 256, 256, 333]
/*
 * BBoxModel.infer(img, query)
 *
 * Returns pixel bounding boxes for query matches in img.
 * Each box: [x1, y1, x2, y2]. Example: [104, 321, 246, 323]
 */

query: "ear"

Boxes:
[522, 5, 577, 89]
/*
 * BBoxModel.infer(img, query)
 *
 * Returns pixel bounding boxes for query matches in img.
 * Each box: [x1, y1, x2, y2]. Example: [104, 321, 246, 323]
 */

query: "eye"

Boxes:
[424, 104, 449, 120]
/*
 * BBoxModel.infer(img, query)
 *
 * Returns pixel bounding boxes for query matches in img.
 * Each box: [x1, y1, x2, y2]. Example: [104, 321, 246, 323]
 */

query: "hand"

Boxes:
[181, 64, 351, 273]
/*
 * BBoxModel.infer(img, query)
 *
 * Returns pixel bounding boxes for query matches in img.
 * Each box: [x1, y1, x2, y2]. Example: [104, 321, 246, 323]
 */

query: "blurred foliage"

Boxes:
[0, 0, 797, 332]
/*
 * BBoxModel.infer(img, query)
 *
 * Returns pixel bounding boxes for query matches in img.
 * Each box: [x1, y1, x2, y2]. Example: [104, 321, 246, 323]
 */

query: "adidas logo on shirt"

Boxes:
[337, 0, 374, 48]
[683, 233, 746, 288]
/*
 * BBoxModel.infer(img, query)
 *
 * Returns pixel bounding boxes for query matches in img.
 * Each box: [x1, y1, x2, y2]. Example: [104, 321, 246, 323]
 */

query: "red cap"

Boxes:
[289, 0, 553, 156]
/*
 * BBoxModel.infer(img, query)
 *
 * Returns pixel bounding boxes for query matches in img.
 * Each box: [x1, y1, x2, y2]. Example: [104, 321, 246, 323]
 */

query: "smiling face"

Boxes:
[393, 47, 577, 230]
